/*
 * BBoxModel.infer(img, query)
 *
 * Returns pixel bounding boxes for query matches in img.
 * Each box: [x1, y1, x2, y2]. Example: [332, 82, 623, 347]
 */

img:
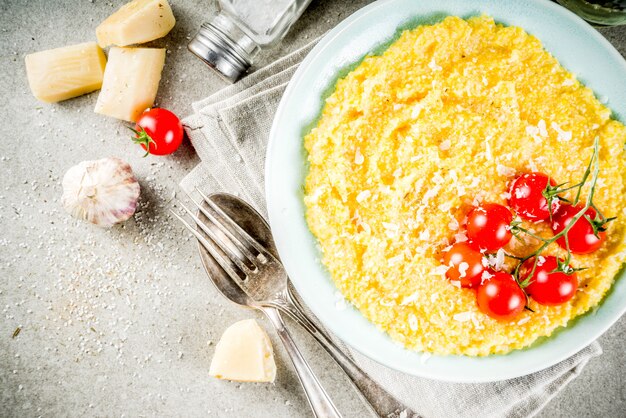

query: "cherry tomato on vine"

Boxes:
[131, 108, 184, 156]
[466, 203, 513, 251]
[442, 242, 485, 288]
[476, 272, 525, 320]
[551, 204, 605, 254]
[521, 256, 578, 306]
[509, 172, 558, 221]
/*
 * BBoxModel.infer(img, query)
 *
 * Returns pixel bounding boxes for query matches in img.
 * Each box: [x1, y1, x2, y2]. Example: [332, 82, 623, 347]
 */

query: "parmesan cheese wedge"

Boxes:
[94, 47, 165, 122]
[96, 0, 176, 48]
[209, 319, 276, 383]
[25, 42, 107, 103]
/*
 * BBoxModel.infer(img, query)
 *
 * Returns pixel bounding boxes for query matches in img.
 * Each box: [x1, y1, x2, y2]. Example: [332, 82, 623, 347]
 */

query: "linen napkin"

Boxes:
[180, 39, 602, 418]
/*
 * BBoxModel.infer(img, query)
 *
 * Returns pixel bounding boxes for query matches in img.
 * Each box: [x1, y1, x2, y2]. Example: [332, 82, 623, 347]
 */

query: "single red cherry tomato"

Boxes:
[466, 203, 513, 251]
[132, 108, 184, 156]
[442, 242, 485, 288]
[509, 172, 558, 221]
[476, 272, 526, 320]
[521, 256, 578, 306]
[551, 204, 605, 254]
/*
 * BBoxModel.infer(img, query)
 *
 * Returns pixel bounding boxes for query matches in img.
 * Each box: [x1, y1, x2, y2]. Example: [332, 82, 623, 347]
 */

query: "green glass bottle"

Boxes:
[556, 0, 626, 25]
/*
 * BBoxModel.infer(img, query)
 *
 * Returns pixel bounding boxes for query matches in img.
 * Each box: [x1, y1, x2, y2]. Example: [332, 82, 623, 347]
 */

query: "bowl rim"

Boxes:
[265, 0, 626, 382]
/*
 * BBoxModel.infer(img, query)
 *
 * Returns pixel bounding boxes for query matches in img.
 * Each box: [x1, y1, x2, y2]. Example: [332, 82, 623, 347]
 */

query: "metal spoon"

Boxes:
[174, 192, 418, 418]
[171, 193, 341, 418]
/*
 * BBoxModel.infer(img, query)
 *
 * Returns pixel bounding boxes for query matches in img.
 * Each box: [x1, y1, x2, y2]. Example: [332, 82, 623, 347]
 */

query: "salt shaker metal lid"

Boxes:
[189, 0, 313, 82]
[188, 13, 260, 82]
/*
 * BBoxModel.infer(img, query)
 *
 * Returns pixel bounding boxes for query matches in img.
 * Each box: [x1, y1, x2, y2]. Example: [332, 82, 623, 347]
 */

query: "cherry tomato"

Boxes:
[442, 242, 485, 288]
[132, 108, 184, 156]
[509, 172, 558, 221]
[466, 203, 513, 251]
[521, 256, 578, 306]
[476, 272, 526, 320]
[551, 204, 605, 254]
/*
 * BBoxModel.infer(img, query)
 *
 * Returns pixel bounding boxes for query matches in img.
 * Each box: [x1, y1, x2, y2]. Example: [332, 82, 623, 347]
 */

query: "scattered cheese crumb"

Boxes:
[308, 188, 324, 203]
[484, 135, 493, 160]
[526, 125, 541, 142]
[356, 190, 371, 203]
[422, 185, 441, 203]
[401, 292, 420, 305]
[458, 262, 469, 278]
[495, 249, 505, 270]
[484, 249, 506, 271]
[453, 312, 473, 322]
[382, 222, 399, 231]
[454, 232, 468, 243]
[388, 254, 404, 266]
[383, 222, 399, 238]
[430, 265, 449, 276]
[439, 201, 453, 212]
[551, 122, 572, 141]
[537, 119, 548, 137]
[354, 148, 364, 165]
[428, 58, 442, 71]
[411, 103, 423, 118]
[334, 291, 347, 311]
[496, 164, 516, 177]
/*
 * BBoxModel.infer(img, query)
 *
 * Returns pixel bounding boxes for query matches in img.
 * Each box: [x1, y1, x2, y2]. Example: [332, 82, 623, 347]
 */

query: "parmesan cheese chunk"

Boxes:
[209, 319, 276, 383]
[96, 0, 176, 48]
[94, 47, 165, 122]
[25, 42, 106, 103]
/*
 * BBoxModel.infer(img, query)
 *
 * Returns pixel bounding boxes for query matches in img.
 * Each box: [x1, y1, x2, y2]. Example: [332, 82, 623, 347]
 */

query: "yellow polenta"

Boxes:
[303, 16, 626, 356]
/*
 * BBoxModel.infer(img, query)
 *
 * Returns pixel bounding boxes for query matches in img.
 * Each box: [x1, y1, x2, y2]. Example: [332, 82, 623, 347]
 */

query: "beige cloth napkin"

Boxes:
[180, 39, 602, 418]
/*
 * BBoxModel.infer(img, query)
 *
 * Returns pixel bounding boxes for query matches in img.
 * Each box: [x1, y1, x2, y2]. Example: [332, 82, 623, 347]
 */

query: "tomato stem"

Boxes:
[510, 222, 548, 243]
[129, 127, 156, 157]
[512, 137, 606, 287]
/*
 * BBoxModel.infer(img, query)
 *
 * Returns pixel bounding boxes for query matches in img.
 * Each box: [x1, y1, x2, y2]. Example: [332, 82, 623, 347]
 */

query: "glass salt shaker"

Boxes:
[189, 0, 313, 82]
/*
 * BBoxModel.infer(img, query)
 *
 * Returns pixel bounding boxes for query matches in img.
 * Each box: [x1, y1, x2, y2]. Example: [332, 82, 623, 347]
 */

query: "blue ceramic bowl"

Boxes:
[265, 0, 626, 382]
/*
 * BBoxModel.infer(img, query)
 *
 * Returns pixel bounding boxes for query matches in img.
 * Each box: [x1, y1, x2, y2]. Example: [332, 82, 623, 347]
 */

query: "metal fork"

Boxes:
[171, 192, 341, 418]
[172, 191, 418, 418]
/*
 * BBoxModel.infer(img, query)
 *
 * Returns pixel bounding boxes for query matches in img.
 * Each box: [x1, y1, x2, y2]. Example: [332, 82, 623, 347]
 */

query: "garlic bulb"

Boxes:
[61, 158, 140, 227]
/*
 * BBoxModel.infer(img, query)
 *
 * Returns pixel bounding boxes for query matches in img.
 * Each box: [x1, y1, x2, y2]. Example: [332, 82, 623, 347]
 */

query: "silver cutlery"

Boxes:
[171, 193, 341, 418]
[172, 191, 419, 418]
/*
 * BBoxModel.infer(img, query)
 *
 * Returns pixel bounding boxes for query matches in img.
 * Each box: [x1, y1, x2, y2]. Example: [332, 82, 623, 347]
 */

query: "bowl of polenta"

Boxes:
[265, 0, 626, 382]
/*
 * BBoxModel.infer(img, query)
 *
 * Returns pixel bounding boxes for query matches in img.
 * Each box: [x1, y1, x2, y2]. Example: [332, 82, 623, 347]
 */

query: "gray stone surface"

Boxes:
[0, 0, 624, 417]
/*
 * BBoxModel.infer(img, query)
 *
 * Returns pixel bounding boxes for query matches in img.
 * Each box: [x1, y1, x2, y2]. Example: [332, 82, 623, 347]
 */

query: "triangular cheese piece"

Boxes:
[209, 319, 276, 383]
